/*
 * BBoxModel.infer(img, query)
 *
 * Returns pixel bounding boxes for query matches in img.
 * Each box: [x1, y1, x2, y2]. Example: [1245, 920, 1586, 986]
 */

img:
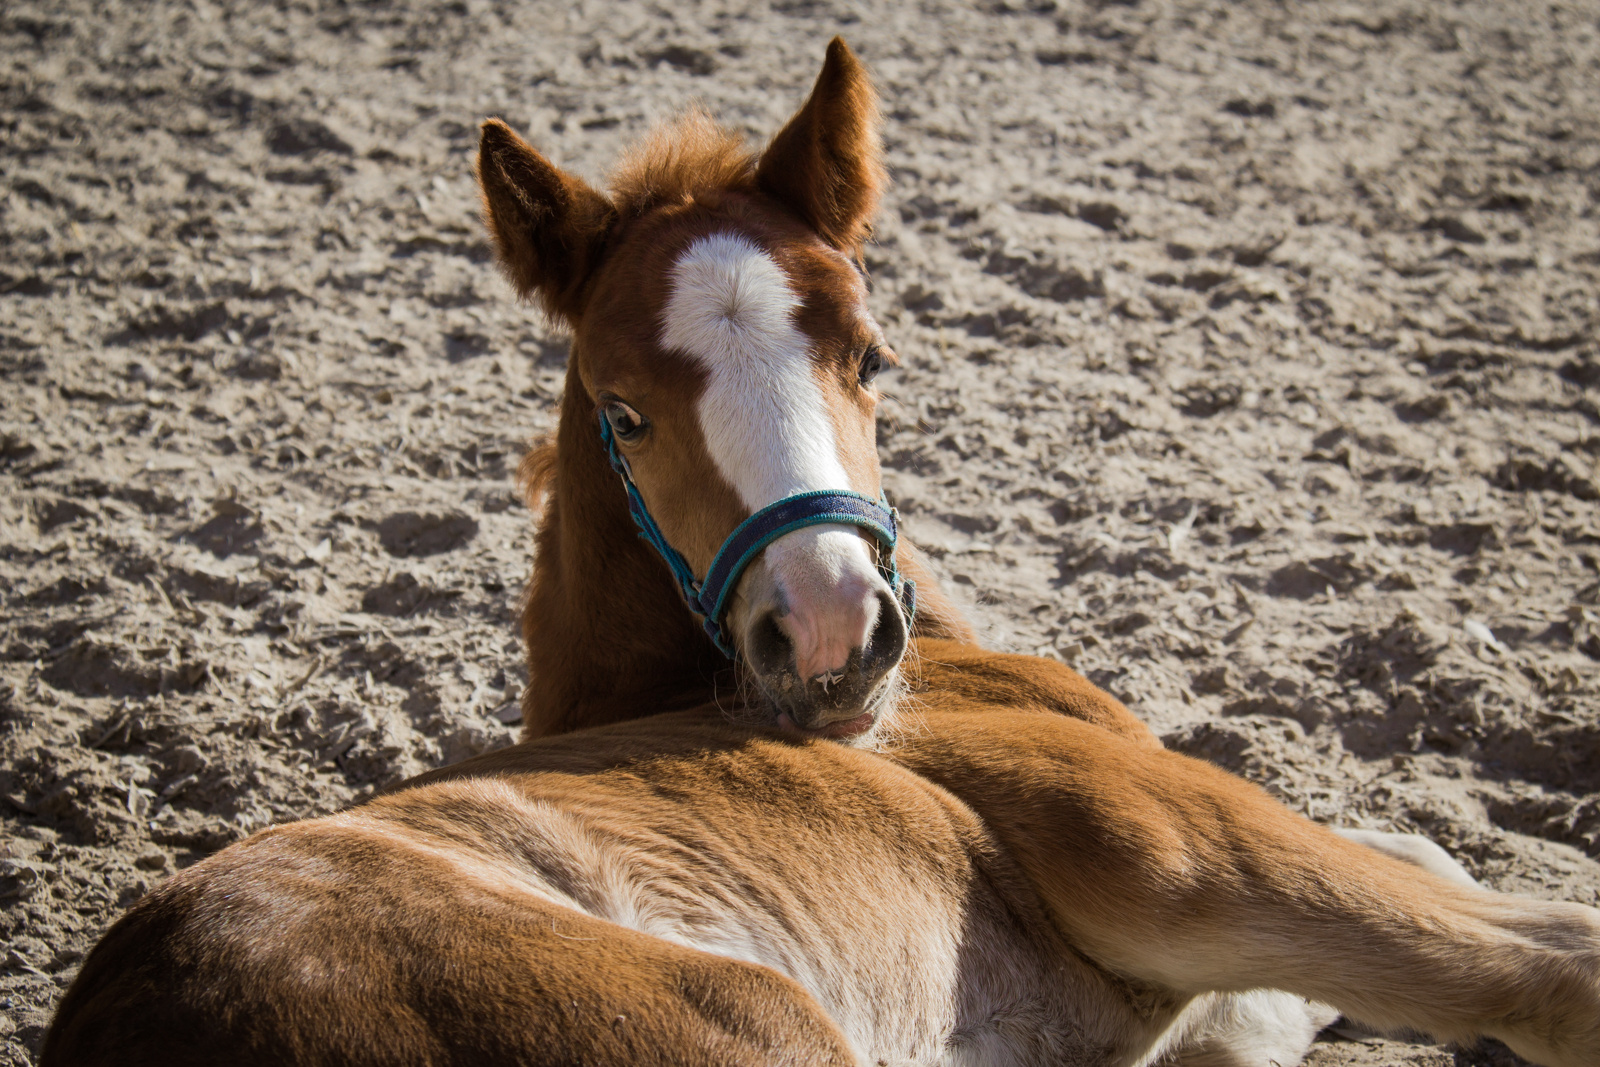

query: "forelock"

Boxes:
[607, 110, 758, 218]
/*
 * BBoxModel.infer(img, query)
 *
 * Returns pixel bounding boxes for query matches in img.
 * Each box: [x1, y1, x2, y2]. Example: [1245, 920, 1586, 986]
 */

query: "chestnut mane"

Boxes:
[608, 110, 759, 218]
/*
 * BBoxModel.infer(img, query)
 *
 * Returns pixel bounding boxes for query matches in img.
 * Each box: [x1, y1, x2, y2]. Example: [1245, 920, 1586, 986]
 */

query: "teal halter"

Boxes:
[598, 413, 915, 659]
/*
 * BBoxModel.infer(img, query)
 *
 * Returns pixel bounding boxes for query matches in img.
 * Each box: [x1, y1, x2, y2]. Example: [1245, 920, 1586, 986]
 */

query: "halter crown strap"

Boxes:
[598, 412, 915, 659]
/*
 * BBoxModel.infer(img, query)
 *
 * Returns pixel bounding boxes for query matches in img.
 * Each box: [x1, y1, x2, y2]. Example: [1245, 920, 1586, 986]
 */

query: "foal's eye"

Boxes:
[604, 402, 648, 443]
[858, 345, 884, 386]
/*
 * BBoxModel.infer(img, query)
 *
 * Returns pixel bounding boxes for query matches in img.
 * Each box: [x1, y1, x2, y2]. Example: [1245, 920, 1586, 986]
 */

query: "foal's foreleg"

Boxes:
[902, 713, 1600, 1067]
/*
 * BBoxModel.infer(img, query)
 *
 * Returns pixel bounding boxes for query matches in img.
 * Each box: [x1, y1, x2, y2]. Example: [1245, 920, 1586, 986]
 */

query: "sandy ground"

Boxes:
[3, 1, 1599, 1063]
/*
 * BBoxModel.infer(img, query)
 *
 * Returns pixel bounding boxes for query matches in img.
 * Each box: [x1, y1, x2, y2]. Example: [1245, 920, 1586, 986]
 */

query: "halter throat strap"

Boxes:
[598, 412, 915, 659]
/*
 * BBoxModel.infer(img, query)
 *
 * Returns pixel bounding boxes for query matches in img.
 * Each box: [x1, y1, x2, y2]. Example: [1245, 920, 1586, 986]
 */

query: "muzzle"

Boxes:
[598, 412, 916, 659]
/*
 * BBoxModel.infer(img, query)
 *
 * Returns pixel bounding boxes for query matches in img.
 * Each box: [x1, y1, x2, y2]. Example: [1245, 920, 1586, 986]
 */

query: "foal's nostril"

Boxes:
[861, 588, 908, 675]
[746, 610, 794, 678]
[743, 587, 907, 727]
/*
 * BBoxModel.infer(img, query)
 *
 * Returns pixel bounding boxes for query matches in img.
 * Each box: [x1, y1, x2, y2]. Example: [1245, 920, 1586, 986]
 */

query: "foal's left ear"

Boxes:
[756, 37, 886, 255]
[477, 119, 618, 324]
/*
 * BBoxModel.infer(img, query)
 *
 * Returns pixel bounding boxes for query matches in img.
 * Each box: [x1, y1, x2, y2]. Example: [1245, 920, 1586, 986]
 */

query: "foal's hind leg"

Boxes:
[1155, 990, 1338, 1067]
[899, 712, 1600, 1067]
[1157, 831, 1480, 1066]
[44, 817, 858, 1067]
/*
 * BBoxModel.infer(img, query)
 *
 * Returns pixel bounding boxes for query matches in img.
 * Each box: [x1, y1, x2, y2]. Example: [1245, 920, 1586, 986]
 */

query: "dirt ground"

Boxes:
[3, 1, 1599, 1063]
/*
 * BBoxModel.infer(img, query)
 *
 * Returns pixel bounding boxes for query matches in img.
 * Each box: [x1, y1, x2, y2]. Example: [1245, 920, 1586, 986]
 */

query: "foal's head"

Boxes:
[479, 39, 908, 739]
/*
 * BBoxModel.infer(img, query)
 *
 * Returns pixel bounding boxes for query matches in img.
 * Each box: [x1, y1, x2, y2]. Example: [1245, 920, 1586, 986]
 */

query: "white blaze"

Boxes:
[660, 232, 851, 505]
[661, 232, 886, 680]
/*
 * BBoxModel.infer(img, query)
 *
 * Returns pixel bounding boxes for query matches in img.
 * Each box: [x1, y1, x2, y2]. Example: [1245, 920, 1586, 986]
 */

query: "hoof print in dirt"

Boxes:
[1428, 522, 1500, 556]
[184, 501, 264, 558]
[1189, 666, 1230, 696]
[41, 638, 205, 699]
[0, 431, 38, 466]
[1263, 556, 1371, 600]
[1176, 382, 1242, 417]
[1423, 214, 1488, 244]
[1558, 356, 1600, 390]
[229, 351, 283, 381]
[0, 857, 44, 903]
[266, 117, 353, 157]
[1341, 612, 1452, 690]
[111, 301, 231, 344]
[1162, 721, 1254, 772]
[375, 511, 478, 557]
[443, 331, 491, 362]
[1393, 395, 1451, 423]
[34, 497, 93, 532]
[1494, 453, 1600, 501]
[362, 572, 459, 616]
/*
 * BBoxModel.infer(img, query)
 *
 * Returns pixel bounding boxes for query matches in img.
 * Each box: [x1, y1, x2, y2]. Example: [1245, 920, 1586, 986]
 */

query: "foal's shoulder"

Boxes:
[908, 638, 1161, 747]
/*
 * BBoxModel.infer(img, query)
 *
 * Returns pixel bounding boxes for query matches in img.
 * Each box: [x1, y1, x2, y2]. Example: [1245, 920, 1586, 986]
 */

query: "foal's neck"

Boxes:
[518, 361, 733, 739]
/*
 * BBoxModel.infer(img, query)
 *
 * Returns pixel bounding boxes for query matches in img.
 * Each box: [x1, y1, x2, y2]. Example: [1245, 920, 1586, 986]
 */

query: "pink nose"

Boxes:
[777, 570, 881, 682]
[741, 528, 910, 729]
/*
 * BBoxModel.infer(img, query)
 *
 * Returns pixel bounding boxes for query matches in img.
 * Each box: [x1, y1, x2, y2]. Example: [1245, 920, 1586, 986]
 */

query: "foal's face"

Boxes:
[476, 37, 903, 737]
[577, 204, 907, 737]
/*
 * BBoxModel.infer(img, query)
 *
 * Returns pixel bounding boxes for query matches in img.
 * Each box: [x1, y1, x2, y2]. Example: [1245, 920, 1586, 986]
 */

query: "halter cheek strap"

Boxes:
[598, 412, 915, 659]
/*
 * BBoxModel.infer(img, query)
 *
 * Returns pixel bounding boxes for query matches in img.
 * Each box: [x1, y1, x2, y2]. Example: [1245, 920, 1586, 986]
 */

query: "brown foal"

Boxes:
[43, 39, 1600, 1067]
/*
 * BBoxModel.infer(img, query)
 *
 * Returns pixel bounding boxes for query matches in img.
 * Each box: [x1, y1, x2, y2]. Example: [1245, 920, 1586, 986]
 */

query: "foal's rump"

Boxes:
[43, 808, 856, 1067]
[43, 717, 1157, 1067]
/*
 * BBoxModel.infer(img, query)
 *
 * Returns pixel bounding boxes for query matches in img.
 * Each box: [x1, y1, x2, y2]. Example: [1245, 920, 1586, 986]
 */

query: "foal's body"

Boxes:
[45, 39, 1600, 1067]
[49, 709, 1158, 1067]
[48, 677, 1600, 1067]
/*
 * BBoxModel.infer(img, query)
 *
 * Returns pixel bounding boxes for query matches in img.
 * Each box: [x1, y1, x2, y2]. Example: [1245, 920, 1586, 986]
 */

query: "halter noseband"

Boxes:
[598, 413, 916, 659]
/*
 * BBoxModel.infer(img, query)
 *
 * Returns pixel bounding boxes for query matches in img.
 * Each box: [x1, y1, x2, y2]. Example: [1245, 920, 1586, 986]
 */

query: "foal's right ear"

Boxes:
[477, 120, 617, 324]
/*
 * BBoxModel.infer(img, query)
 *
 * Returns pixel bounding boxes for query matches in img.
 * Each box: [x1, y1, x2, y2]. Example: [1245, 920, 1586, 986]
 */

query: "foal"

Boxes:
[479, 34, 1600, 1060]
[44, 39, 1600, 1067]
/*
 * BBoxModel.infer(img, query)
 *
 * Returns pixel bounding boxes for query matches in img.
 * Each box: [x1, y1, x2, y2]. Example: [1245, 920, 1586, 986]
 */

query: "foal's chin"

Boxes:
[719, 648, 909, 746]
[754, 665, 907, 748]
